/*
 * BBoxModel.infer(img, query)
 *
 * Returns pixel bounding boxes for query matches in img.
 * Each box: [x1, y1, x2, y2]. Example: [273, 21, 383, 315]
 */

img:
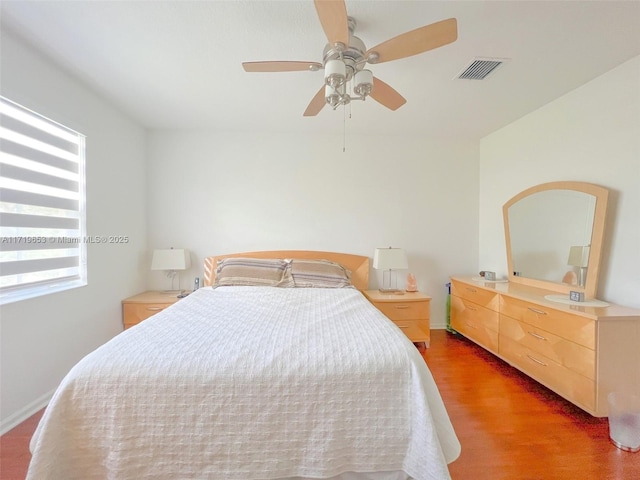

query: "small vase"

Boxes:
[406, 273, 417, 292]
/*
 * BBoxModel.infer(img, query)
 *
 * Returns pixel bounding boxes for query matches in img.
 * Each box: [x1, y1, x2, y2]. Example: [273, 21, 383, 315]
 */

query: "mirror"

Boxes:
[503, 181, 609, 298]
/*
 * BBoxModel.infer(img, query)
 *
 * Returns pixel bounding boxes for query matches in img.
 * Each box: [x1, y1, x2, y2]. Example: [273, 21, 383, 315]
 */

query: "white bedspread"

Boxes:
[28, 287, 460, 480]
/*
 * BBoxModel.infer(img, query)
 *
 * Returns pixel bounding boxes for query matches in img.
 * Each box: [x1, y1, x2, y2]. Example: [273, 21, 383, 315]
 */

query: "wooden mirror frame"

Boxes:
[503, 181, 609, 298]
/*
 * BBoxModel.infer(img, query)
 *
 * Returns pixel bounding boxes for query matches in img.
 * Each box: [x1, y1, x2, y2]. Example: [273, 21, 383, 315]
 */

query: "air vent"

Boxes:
[456, 58, 508, 80]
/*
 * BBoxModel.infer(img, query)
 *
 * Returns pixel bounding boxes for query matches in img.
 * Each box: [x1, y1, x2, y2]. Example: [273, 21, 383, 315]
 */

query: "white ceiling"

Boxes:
[2, 1, 640, 141]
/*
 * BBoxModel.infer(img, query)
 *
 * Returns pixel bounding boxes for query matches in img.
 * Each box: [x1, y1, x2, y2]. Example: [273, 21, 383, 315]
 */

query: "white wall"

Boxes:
[0, 30, 148, 432]
[147, 131, 480, 327]
[479, 55, 640, 307]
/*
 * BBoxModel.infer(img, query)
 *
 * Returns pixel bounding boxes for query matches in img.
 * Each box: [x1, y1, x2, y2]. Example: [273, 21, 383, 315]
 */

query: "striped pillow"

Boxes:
[213, 258, 294, 287]
[291, 259, 352, 288]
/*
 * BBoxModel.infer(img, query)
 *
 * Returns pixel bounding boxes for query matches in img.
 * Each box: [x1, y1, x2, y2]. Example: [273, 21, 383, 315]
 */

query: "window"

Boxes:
[0, 96, 87, 304]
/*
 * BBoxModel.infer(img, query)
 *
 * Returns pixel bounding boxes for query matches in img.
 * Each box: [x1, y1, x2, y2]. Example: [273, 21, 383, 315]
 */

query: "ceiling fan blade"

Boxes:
[314, 0, 349, 46]
[303, 86, 327, 117]
[242, 61, 322, 72]
[370, 77, 407, 111]
[366, 18, 457, 64]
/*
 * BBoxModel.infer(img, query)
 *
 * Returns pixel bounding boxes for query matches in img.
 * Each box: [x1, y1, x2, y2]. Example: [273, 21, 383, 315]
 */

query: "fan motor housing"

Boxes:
[323, 35, 366, 80]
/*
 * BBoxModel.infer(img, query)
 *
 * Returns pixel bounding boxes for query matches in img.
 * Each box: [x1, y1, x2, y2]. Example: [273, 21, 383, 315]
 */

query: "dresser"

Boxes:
[450, 276, 640, 417]
[363, 290, 431, 346]
[121, 291, 182, 330]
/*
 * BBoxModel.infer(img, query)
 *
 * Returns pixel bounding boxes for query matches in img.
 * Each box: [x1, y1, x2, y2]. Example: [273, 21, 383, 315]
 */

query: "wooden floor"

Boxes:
[0, 407, 42, 480]
[424, 330, 639, 480]
[1, 329, 638, 479]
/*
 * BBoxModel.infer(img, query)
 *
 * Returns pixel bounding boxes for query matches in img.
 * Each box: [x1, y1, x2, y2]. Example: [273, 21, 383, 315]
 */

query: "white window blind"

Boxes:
[0, 96, 87, 304]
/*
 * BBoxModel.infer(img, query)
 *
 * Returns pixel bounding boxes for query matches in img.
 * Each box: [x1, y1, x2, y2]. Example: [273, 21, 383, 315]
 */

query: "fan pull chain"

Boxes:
[343, 103, 346, 152]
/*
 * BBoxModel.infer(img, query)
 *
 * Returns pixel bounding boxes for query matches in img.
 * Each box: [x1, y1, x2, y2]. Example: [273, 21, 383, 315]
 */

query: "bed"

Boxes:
[27, 250, 460, 480]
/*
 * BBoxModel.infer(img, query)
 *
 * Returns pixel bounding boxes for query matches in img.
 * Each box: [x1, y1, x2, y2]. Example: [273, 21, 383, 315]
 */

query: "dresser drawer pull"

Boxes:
[466, 305, 477, 311]
[465, 287, 477, 293]
[394, 305, 410, 309]
[465, 322, 478, 330]
[526, 354, 547, 367]
[397, 325, 409, 329]
[146, 307, 164, 311]
[528, 331, 547, 341]
[527, 307, 547, 315]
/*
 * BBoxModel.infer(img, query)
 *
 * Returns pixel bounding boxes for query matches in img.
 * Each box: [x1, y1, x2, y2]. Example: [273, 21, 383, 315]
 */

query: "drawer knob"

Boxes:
[526, 354, 548, 367]
[467, 305, 477, 311]
[394, 305, 409, 309]
[397, 325, 409, 329]
[465, 322, 478, 330]
[465, 287, 477, 293]
[527, 307, 547, 315]
[147, 307, 163, 311]
[528, 331, 547, 341]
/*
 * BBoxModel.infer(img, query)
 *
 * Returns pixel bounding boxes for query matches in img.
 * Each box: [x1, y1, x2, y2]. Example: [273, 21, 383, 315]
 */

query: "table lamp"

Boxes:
[151, 248, 191, 293]
[373, 247, 408, 293]
[567, 245, 590, 288]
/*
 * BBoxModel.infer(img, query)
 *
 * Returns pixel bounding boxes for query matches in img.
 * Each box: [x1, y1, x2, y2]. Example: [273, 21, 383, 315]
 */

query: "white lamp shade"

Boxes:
[567, 246, 590, 268]
[151, 248, 191, 271]
[355, 69, 373, 88]
[373, 248, 408, 270]
[324, 59, 346, 87]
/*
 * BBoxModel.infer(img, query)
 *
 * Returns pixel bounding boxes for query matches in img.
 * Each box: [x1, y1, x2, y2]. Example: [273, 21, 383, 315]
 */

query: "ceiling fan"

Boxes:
[242, 0, 458, 116]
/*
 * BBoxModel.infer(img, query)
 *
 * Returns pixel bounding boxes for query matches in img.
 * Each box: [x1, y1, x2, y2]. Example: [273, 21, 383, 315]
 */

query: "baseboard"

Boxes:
[1, 389, 53, 435]
[431, 322, 448, 329]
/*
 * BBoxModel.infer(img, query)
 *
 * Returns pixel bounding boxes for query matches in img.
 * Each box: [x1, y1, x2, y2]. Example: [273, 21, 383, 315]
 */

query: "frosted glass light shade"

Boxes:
[354, 69, 373, 97]
[324, 59, 346, 87]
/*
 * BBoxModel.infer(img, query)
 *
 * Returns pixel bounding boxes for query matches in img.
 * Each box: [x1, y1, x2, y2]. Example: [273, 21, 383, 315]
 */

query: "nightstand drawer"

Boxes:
[374, 300, 429, 321]
[124, 303, 171, 322]
[391, 319, 430, 342]
[123, 303, 173, 328]
[362, 290, 431, 347]
[122, 291, 182, 330]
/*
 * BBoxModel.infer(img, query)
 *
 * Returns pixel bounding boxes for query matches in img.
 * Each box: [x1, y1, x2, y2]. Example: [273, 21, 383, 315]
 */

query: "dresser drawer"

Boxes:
[500, 296, 595, 349]
[374, 300, 429, 322]
[450, 295, 499, 352]
[391, 319, 430, 343]
[500, 335, 595, 411]
[500, 315, 595, 380]
[451, 280, 499, 311]
[123, 303, 172, 328]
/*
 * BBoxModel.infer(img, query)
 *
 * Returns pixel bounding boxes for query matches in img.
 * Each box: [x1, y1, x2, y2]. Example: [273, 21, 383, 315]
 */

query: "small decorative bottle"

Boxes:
[406, 273, 417, 292]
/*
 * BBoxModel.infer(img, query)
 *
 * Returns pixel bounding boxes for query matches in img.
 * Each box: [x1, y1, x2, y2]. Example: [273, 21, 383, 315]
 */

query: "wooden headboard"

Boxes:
[203, 250, 370, 291]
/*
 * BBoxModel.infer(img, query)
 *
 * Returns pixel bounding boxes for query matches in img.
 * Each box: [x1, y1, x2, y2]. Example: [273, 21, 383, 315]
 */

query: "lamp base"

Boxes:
[378, 288, 405, 295]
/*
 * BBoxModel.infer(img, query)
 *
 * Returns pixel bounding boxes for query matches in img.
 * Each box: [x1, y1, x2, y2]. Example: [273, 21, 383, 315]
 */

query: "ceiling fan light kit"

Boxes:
[353, 70, 373, 97]
[242, 0, 458, 116]
[324, 59, 347, 87]
[325, 84, 347, 109]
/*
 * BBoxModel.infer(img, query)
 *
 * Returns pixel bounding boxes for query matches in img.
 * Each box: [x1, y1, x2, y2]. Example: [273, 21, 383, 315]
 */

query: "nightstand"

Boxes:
[121, 291, 182, 330]
[363, 290, 431, 347]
